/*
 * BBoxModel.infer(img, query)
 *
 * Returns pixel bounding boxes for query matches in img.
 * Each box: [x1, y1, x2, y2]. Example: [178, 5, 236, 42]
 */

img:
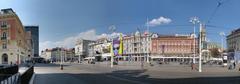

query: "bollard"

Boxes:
[60, 65, 63, 70]
[191, 63, 196, 70]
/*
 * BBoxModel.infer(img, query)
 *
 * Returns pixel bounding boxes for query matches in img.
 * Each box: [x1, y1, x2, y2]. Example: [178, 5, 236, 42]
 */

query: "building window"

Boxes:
[2, 43, 7, 49]
[1, 32, 7, 40]
[1, 21, 7, 28]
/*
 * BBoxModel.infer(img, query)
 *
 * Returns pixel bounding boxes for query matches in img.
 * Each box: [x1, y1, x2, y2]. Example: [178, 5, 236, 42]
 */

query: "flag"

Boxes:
[118, 33, 123, 56]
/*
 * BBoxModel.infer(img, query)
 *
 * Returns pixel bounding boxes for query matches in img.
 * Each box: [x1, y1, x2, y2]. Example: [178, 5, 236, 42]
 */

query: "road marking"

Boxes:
[106, 75, 149, 84]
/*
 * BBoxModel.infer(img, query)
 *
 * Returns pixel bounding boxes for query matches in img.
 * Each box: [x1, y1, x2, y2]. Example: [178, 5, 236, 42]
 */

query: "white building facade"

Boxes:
[123, 31, 151, 61]
[75, 39, 94, 61]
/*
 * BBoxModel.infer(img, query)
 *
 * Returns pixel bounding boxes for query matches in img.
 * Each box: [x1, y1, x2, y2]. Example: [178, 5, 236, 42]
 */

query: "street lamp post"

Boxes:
[60, 47, 63, 70]
[137, 28, 144, 69]
[199, 23, 203, 72]
[61, 48, 63, 64]
[78, 52, 81, 64]
[109, 25, 116, 68]
[146, 18, 150, 63]
[190, 17, 200, 64]
[78, 47, 82, 63]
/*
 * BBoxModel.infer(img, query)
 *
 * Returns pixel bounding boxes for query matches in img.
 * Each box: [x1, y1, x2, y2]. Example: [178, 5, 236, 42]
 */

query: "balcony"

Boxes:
[1, 37, 7, 40]
[1, 25, 8, 29]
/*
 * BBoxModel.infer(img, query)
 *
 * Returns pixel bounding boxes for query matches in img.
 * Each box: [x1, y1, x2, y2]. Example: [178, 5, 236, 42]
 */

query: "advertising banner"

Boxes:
[111, 33, 123, 56]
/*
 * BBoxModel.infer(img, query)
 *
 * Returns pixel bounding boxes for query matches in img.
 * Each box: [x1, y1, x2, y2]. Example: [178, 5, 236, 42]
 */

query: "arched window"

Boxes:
[2, 54, 8, 64]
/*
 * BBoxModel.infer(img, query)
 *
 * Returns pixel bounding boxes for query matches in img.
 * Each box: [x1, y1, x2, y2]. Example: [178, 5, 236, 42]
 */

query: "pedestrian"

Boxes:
[10, 61, 12, 66]
[233, 62, 236, 69]
[191, 63, 194, 70]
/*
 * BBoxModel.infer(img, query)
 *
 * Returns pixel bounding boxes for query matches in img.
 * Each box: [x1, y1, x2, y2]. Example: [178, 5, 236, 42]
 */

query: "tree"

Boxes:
[209, 48, 220, 58]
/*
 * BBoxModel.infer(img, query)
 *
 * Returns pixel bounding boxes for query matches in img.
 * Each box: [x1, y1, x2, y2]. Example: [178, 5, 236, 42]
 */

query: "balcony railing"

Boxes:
[1, 25, 7, 27]
[1, 37, 7, 40]
[1, 25, 8, 29]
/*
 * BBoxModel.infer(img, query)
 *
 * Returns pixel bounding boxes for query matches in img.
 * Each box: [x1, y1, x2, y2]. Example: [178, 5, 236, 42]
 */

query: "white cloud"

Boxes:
[55, 29, 99, 48]
[39, 41, 57, 52]
[97, 32, 125, 39]
[40, 29, 98, 52]
[147, 16, 172, 27]
[39, 29, 124, 53]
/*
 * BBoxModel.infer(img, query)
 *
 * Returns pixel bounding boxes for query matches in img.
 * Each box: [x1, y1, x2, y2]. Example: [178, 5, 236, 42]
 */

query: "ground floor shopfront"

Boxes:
[85, 53, 204, 64]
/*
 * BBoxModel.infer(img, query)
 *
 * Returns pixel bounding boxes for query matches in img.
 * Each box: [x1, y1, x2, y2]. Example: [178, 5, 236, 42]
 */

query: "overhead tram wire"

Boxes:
[78, 22, 227, 34]
[207, 0, 231, 24]
[207, 0, 222, 24]
[205, 25, 228, 29]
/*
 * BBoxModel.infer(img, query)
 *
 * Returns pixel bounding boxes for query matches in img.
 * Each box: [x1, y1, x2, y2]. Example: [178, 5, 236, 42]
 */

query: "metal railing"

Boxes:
[0, 65, 20, 84]
[0, 65, 18, 75]
[0, 65, 34, 84]
[0, 73, 20, 84]
[20, 66, 34, 84]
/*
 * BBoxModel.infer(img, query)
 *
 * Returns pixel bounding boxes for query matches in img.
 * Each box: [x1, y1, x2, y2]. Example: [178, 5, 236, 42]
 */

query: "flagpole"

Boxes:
[109, 25, 116, 68]
[147, 18, 150, 63]
[111, 39, 113, 68]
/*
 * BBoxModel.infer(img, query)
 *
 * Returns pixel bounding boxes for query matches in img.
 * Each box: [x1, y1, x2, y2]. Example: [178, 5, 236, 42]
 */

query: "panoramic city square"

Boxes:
[0, 0, 240, 84]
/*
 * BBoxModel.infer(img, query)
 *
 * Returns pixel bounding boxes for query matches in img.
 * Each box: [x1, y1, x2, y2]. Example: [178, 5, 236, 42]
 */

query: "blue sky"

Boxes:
[0, 0, 240, 51]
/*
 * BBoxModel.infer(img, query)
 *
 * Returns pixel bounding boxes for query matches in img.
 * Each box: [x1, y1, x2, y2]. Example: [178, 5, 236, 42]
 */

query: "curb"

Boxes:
[29, 73, 36, 84]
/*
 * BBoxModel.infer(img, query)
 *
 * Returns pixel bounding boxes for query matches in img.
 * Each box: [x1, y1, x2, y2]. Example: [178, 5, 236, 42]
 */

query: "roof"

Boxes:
[231, 28, 240, 34]
[1, 8, 15, 14]
[227, 28, 240, 37]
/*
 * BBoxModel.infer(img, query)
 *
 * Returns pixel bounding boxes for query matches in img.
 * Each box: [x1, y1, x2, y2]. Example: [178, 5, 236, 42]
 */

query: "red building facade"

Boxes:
[151, 34, 198, 58]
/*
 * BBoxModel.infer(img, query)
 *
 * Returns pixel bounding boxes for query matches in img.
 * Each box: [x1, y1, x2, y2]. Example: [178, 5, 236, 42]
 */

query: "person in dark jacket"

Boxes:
[233, 62, 236, 69]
